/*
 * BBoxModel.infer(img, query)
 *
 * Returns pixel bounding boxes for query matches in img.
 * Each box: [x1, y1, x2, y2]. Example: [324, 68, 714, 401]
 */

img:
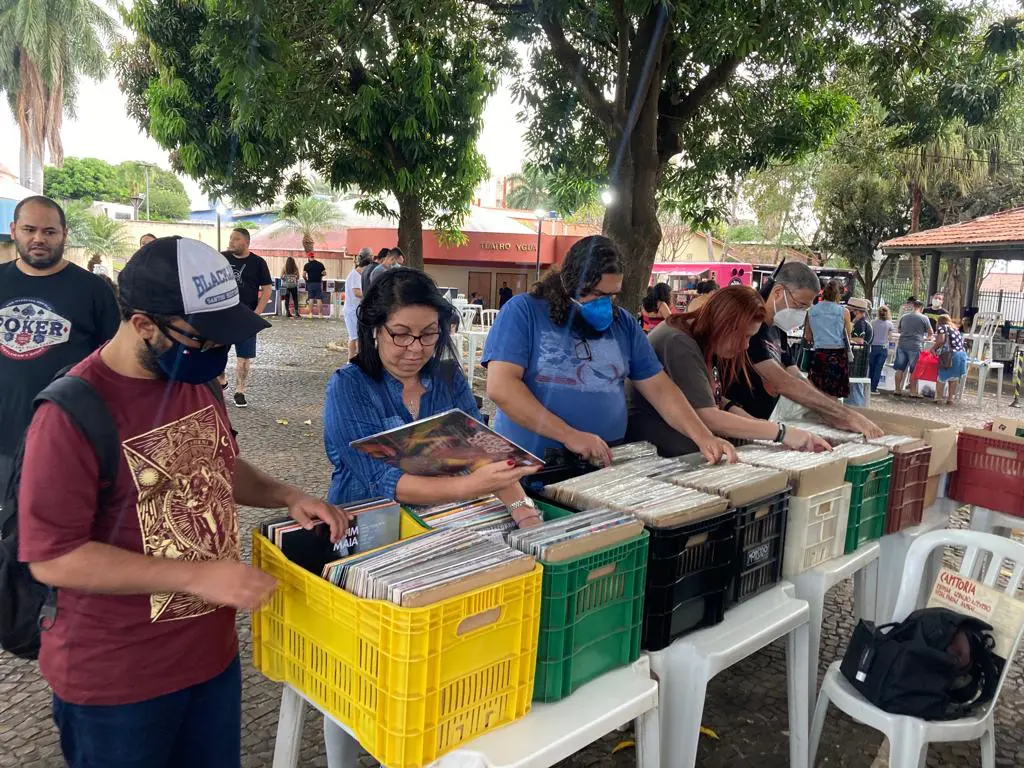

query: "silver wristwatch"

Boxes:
[506, 498, 536, 515]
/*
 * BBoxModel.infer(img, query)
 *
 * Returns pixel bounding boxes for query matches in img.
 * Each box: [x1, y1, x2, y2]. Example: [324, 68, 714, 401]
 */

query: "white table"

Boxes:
[273, 657, 661, 768]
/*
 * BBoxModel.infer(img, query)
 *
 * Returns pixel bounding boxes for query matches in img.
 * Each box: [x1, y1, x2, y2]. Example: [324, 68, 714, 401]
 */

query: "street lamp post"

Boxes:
[216, 204, 226, 252]
[534, 208, 546, 283]
[143, 165, 152, 221]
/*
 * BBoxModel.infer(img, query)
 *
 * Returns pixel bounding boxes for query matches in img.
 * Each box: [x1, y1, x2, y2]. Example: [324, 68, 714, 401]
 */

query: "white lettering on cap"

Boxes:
[177, 238, 240, 314]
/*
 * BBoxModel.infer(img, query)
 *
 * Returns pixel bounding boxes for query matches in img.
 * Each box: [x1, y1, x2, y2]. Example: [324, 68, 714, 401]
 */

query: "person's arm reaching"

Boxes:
[697, 406, 831, 452]
[631, 372, 736, 463]
[754, 358, 883, 438]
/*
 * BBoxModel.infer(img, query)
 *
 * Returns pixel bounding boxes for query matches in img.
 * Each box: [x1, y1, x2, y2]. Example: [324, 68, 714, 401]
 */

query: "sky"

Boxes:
[0, 74, 528, 210]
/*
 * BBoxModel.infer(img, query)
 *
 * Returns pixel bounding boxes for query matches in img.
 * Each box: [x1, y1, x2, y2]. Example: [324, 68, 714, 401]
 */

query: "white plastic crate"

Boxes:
[781, 483, 852, 578]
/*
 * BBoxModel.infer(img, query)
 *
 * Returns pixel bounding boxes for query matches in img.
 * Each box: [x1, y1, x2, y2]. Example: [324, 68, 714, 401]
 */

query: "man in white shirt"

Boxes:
[343, 249, 372, 358]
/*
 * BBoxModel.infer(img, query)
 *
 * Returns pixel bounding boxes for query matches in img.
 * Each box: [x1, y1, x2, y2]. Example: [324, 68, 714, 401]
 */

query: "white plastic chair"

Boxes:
[810, 529, 1024, 768]
[645, 583, 811, 768]
[481, 308, 500, 328]
[460, 304, 481, 330]
[969, 506, 1024, 540]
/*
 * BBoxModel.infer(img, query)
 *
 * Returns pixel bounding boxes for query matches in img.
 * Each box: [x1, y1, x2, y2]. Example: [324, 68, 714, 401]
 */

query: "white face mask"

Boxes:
[772, 289, 807, 334]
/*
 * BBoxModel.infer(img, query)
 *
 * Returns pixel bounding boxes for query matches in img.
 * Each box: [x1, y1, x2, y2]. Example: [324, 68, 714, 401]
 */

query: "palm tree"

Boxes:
[504, 166, 553, 210]
[0, 0, 118, 192]
[274, 196, 344, 253]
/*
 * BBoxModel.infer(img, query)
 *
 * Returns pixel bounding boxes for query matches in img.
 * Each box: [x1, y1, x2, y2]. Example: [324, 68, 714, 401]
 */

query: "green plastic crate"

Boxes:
[844, 455, 892, 554]
[535, 497, 575, 521]
[533, 530, 649, 702]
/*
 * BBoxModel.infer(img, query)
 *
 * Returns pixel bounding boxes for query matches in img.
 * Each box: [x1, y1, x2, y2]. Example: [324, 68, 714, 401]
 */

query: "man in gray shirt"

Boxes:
[894, 299, 934, 395]
[367, 247, 405, 288]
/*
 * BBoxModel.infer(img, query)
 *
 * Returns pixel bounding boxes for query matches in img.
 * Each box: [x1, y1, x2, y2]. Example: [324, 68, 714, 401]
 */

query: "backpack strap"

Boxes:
[33, 376, 120, 486]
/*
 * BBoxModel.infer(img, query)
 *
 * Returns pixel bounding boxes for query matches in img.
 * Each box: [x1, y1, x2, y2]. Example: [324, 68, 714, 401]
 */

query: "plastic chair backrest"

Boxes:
[966, 312, 1003, 362]
[460, 305, 480, 330]
[890, 529, 1024, 708]
[481, 309, 499, 328]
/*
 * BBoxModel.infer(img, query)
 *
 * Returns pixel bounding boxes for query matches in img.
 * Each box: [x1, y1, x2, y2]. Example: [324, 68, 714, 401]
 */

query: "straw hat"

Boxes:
[846, 297, 872, 312]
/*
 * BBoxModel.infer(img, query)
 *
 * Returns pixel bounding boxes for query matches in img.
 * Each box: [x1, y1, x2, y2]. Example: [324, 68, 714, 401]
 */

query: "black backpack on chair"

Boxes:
[0, 368, 121, 659]
[840, 607, 1003, 720]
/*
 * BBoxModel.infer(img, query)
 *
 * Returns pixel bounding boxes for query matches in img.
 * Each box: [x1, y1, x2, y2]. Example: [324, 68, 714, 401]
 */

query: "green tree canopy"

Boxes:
[115, 0, 508, 269]
[480, 0, 979, 306]
[42, 156, 190, 220]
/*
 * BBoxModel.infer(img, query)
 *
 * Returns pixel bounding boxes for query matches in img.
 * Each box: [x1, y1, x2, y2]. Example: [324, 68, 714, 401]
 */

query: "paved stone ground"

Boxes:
[2, 317, 1022, 768]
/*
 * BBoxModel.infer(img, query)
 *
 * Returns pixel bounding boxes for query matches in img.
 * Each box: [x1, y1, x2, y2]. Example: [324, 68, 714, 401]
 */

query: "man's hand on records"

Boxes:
[286, 491, 352, 543]
[834, 410, 884, 440]
[564, 430, 613, 467]
[698, 436, 737, 465]
[783, 428, 832, 453]
[460, 460, 541, 498]
[189, 561, 277, 611]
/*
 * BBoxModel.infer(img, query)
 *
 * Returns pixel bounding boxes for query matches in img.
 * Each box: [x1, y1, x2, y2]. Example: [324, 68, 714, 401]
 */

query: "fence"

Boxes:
[869, 278, 1024, 324]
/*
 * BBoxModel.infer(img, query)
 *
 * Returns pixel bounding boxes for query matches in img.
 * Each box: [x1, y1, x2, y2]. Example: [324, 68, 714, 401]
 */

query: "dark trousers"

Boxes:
[869, 346, 889, 392]
[52, 655, 241, 768]
[283, 287, 299, 316]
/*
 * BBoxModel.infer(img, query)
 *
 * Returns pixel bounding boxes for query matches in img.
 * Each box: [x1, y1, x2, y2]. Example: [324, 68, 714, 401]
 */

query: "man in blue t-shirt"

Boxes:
[482, 235, 734, 466]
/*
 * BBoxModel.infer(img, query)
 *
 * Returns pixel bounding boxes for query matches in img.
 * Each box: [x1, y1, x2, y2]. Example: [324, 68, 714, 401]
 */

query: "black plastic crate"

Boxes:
[642, 508, 737, 651]
[729, 489, 790, 604]
[523, 449, 600, 494]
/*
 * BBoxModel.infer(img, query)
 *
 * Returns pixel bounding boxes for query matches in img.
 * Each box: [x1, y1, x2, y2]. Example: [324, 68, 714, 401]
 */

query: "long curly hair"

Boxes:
[532, 235, 623, 327]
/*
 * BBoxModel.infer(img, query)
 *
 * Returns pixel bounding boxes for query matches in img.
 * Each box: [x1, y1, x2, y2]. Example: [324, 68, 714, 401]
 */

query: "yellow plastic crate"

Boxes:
[252, 525, 543, 768]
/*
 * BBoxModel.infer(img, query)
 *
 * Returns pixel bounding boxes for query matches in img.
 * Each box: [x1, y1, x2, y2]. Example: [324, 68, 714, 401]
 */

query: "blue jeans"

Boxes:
[869, 346, 889, 392]
[846, 382, 866, 407]
[52, 655, 241, 768]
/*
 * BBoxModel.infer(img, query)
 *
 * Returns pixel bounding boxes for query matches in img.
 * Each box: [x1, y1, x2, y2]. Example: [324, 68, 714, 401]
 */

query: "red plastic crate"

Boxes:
[948, 430, 1024, 517]
[884, 443, 931, 534]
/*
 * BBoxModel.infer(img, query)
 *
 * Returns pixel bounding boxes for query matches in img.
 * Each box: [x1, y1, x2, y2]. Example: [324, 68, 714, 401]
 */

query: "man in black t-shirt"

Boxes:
[498, 282, 514, 308]
[0, 196, 119, 485]
[303, 253, 327, 319]
[222, 228, 272, 407]
[726, 262, 883, 437]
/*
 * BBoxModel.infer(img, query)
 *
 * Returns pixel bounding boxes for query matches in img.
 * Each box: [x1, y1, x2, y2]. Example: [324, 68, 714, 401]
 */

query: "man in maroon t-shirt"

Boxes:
[17, 237, 349, 768]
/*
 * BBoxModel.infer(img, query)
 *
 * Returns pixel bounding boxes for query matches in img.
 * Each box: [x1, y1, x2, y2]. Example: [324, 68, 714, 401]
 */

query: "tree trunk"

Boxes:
[602, 154, 662, 314]
[910, 184, 923, 297]
[395, 194, 424, 271]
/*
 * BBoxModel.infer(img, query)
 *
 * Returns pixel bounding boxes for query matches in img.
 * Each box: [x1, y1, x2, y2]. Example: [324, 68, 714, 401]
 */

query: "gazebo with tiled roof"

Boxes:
[881, 206, 1024, 308]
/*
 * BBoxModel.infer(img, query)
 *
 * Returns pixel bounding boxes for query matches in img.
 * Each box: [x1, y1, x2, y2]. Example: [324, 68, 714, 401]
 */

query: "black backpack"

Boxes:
[840, 607, 1003, 720]
[0, 370, 120, 659]
[0, 369, 225, 660]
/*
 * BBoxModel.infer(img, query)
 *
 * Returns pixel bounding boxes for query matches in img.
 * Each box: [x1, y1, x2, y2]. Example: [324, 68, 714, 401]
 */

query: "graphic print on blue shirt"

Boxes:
[482, 294, 661, 459]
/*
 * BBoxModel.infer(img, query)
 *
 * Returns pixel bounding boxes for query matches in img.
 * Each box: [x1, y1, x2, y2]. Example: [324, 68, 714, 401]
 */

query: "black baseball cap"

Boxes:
[119, 236, 270, 345]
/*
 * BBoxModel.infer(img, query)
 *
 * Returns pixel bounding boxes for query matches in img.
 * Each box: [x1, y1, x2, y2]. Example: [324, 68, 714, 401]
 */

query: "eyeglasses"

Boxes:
[383, 326, 440, 348]
[573, 337, 592, 361]
[780, 285, 812, 311]
[150, 316, 219, 351]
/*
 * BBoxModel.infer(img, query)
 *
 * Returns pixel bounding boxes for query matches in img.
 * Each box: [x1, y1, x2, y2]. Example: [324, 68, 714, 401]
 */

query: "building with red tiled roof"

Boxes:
[881, 207, 1024, 309]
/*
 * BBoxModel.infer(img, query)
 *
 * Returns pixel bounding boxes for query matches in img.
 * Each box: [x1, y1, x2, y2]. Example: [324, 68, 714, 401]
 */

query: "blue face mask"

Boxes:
[573, 296, 615, 332]
[146, 340, 229, 384]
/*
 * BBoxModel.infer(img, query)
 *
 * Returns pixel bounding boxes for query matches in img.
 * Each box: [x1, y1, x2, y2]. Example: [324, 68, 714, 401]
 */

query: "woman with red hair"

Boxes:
[626, 286, 831, 456]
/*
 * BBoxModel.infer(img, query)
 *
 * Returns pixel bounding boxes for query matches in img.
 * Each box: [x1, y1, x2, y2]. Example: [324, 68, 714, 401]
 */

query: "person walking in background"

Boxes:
[222, 228, 273, 408]
[845, 297, 873, 407]
[869, 306, 894, 394]
[933, 314, 967, 405]
[686, 279, 718, 313]
[280, 257, 301, 318]
[804, 280, 851, 400]
[343, 249, 372, 358]
[498, 281, 514, 308]
[893, 299, 933, 396]
[368, 247, 405, 288]
[303, 251, 327, 319]
[640, 283, 673, 332]
[0, 196, 119, 491]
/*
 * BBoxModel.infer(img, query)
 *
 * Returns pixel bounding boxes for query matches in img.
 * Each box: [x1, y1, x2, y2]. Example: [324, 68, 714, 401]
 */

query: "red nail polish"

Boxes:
[507, 459, 516, 467]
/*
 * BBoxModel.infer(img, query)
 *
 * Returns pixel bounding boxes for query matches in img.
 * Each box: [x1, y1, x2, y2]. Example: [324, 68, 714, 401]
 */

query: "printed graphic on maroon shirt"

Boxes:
[17, 351, 240, 705]
[0, 297, 71, 360]
[124, 404, 239, 622]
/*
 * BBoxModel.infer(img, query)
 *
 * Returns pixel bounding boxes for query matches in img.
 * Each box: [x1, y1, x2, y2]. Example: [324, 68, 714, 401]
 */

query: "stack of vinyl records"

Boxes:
[609, 441, 660, 464]
[831, 442, 890, 463]
[784, 420, 866, 445]
[261, 498, 401, 575]
[414, 496, 515, 538]
[323, 529, 534, 607]
[544, 466, 727, 528]
[506, 508, 643, 562]
[867, 434, 921, 449]
[658, 461, 789, 507]
[736, 445, 841, 471]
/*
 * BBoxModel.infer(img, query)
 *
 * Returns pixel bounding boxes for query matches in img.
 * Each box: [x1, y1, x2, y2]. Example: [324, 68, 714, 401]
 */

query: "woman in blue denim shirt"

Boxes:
[324, 268, 541, 526]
